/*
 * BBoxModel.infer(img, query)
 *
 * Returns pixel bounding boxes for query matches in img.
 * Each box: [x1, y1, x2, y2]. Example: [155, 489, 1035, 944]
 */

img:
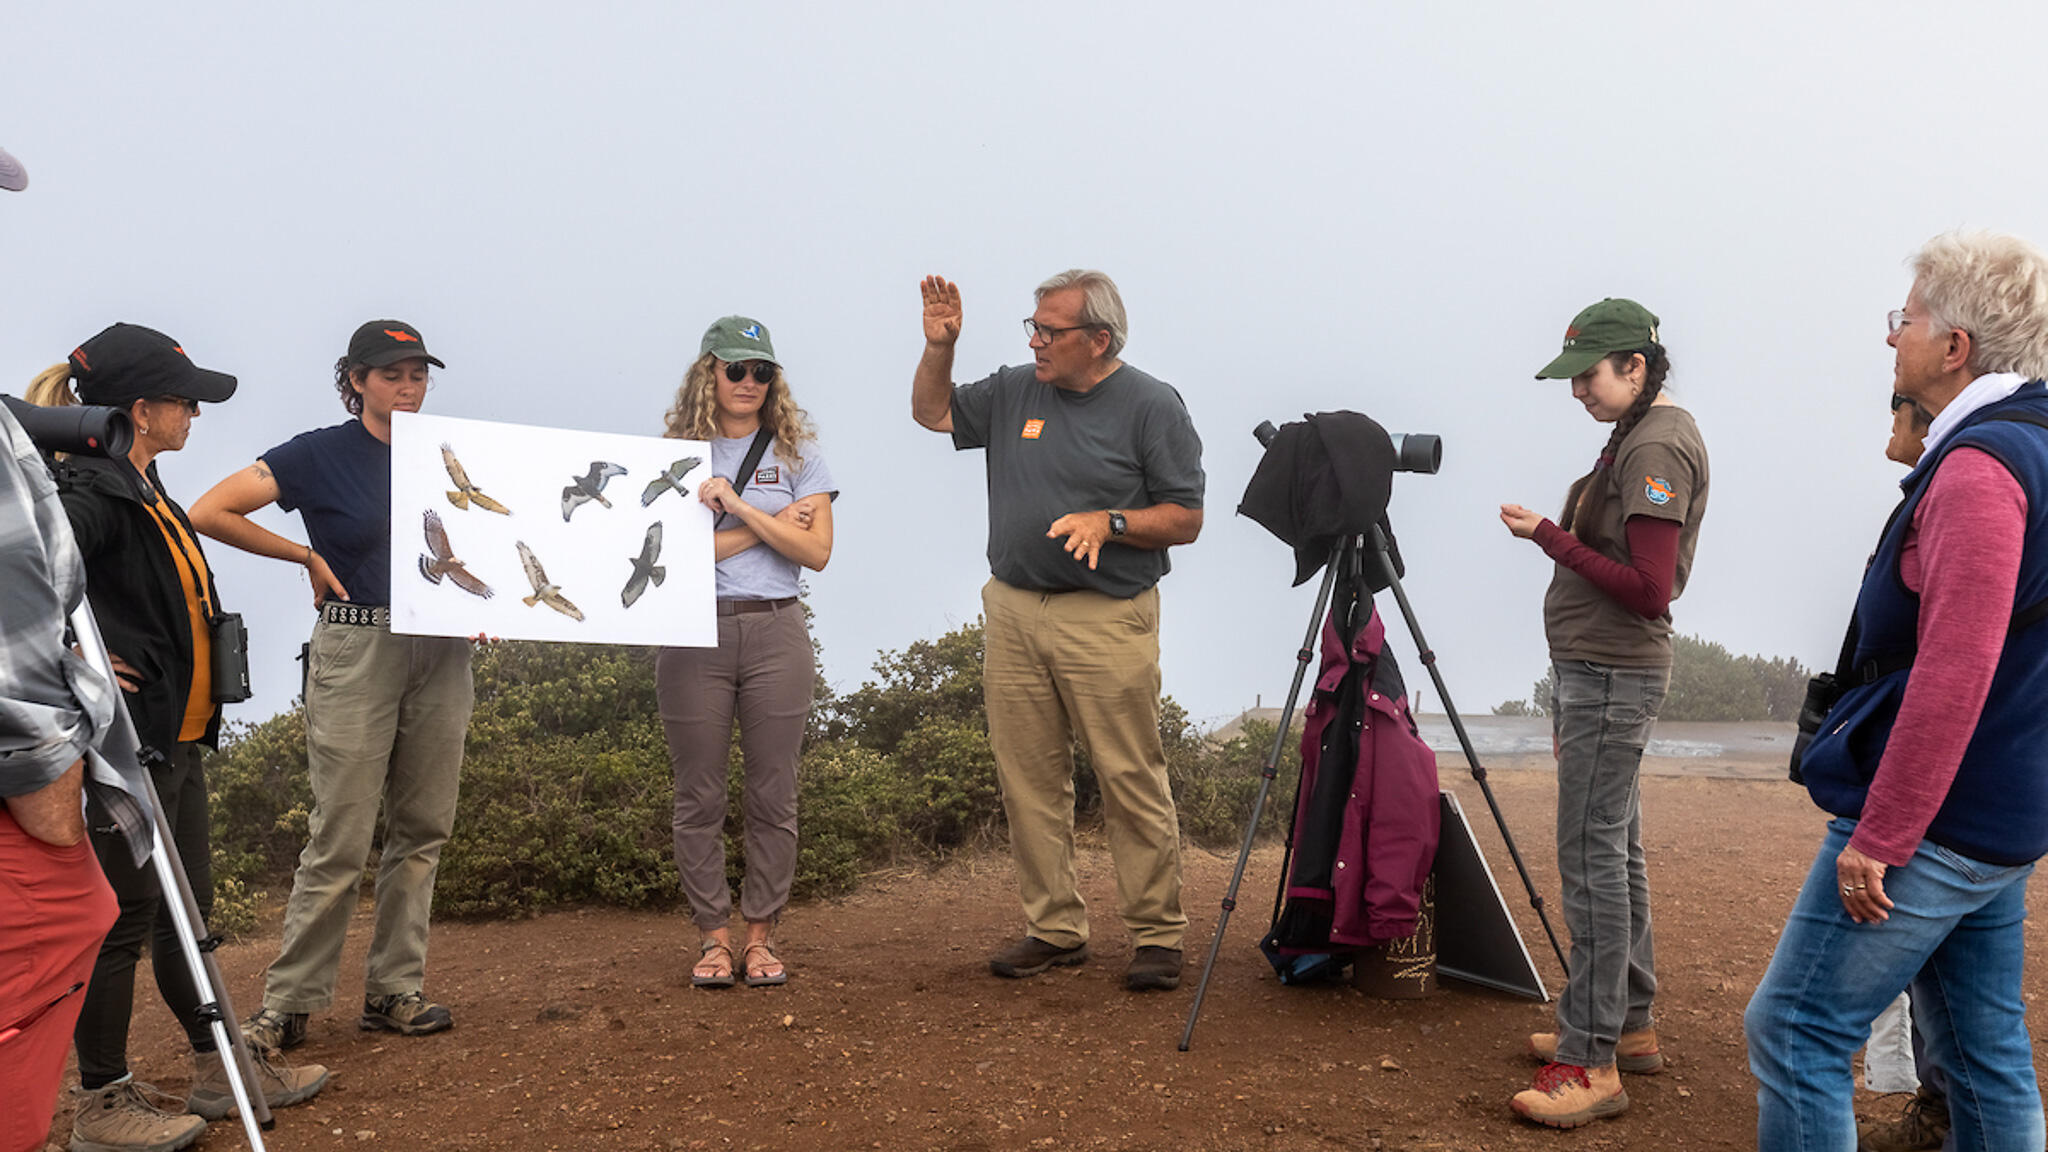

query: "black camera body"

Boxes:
[1787, 672, 1841, 785]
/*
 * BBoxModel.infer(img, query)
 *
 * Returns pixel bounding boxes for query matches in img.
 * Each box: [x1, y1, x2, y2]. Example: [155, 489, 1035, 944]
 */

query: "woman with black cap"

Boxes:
[192, 320, 473, 1052]
[656, 316, 836, 989]
[1496, 299, 1710, 1129]
[28, 323, 328, 1151]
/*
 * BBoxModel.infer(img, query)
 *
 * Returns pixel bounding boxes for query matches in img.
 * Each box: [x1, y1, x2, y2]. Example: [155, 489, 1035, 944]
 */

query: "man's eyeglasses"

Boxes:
[153, 396, 200, 413]
[1887, 310, 1912, 336]
[723, 361, 777, 385]
[1023, 319, 1096, 346]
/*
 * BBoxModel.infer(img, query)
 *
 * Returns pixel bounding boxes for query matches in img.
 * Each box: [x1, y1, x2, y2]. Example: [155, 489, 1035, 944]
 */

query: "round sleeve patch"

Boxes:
[1644, 476, 1675, 506]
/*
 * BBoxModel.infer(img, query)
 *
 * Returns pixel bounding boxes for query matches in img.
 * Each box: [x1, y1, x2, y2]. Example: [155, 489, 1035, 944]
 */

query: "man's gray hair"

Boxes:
[1912, 230, 2048, 379]
[1036, 269, 1128, 358]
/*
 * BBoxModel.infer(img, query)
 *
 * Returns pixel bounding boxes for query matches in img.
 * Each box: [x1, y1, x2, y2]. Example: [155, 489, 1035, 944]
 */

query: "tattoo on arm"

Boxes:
[251, 462, 272, 480]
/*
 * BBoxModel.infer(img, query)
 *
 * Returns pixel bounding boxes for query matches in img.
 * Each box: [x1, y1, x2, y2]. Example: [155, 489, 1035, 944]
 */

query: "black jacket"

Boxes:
[56, 454, 224, 754]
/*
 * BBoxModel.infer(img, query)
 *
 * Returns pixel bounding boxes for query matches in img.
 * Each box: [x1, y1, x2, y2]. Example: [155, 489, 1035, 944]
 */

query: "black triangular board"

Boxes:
[1432, 790, 1548, 1001]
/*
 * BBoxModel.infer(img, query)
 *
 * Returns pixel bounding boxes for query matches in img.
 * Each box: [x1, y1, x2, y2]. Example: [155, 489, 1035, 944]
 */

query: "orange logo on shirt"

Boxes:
[1021, 419, 1045, 440]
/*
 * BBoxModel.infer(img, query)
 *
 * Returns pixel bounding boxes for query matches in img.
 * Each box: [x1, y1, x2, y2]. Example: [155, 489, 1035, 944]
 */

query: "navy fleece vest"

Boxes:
[1802, 383, 2048, 866]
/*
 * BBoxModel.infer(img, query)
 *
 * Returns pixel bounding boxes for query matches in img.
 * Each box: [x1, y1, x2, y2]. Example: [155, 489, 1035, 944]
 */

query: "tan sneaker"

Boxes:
[70, 1080, 206, 1152]
[1528, 1027, 1664, 1073]
[1511, 1063, 1629, 1129]
[185, 1046, 331, 1120]
[242, 1007, 308, 1053]
[1856, 1085, 1949, 1152]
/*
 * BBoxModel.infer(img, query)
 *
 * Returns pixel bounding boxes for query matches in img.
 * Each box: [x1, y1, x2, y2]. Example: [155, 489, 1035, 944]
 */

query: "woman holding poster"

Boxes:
[191, 320, 473, 1051]
[656, 315, 836, 989]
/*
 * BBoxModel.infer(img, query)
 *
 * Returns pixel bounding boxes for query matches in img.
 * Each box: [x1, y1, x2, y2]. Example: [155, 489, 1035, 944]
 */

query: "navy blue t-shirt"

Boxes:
[263, 420, 392, 605]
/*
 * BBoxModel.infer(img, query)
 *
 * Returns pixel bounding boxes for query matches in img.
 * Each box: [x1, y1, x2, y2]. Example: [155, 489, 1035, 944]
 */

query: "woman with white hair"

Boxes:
[1747, 231, 2048, 1151]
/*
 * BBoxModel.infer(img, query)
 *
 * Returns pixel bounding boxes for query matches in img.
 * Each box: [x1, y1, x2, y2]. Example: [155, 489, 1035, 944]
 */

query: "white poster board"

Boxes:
[389, 412, 717, 647]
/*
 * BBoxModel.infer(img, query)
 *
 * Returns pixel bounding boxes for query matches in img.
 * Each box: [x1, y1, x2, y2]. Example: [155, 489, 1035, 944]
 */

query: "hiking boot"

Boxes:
[1126, 946, 1185, 991]
[1510, 1063, 1629, 1129]
[1528, 1027, 1664, 1074]
[988, 936, 1089, 978]
[361, 991, 454, 1036]
[70, 1080, 206, 1152]
[185, 1046, 330, 1120]
[1857, 1085, 1949, 1152]
[242, 1008, 308, 1053]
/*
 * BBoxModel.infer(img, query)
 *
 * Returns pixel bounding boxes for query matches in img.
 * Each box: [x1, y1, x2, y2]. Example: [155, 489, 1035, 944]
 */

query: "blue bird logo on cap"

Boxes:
[741, 324, 762, 340]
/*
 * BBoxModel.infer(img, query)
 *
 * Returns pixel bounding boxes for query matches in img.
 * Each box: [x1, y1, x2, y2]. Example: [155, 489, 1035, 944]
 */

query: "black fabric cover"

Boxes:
[1239, 410, 1401, 587]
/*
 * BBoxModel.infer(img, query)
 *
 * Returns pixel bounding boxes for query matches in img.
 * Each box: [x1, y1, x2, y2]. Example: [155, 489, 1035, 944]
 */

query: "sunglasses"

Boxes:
[723, 361, 777, 385]
[153, 395, 201, 413]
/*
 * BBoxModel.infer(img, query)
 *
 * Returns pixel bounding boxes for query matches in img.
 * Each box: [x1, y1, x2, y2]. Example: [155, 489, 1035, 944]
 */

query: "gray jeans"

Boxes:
[1550, 659, 1667, 1068]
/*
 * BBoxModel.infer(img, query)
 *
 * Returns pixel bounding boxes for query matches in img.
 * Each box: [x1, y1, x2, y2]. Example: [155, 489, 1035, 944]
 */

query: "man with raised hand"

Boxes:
[912, 270, 1204, 992]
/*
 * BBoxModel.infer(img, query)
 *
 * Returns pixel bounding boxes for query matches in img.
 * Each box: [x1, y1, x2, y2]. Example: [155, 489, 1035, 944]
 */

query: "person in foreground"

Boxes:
[1745, 230, 2048, 1152]
[191, 321, 473, 1051]
[655, 316, 835, 989]
[1499, 298, 1710, 1128]
[30, 325, 327, 1150]
[911, 270, 1204, 992]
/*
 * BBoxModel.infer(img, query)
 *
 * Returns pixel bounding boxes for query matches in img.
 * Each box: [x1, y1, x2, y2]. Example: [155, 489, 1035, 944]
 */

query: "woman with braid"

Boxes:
[1496, 298, 1710, 1130]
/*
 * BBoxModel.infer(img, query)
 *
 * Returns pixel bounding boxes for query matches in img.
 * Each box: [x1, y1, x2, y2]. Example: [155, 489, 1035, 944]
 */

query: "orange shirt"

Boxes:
[140, 489, 214, 741]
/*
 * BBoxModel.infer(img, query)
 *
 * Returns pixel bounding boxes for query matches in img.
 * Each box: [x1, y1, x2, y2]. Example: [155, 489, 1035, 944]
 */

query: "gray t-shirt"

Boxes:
[951, 363, 1204, 599]
[710, 433, 837, 601]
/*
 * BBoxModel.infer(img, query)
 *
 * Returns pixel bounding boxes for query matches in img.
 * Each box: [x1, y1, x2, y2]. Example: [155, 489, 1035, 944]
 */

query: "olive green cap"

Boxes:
[1535, 298, 1661, 379]
[700, 315, 777, 365]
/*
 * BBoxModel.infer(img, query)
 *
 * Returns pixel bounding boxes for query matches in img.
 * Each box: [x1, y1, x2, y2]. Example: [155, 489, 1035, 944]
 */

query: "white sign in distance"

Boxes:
[389, 411, 717, 647]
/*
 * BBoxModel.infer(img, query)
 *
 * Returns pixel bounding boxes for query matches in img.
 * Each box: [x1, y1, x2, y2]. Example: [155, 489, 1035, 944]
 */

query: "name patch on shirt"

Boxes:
[1644, 475, 1674, 506]
[754, 466, 780, 485]
[1021, 419, 1045, 440]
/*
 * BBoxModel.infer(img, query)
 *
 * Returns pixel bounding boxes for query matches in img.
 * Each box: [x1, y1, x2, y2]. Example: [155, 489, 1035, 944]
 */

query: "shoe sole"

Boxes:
[186, 1068, 331, 1121]
[1527, 1037, 1664, 1075]
[1511, 1090, 1630, 1129]
[70, 1123, 206, 1152]
[359, 1014, 453, 1036]
[1126, 975, 1181, 991]
[990, 945, 1090, 978]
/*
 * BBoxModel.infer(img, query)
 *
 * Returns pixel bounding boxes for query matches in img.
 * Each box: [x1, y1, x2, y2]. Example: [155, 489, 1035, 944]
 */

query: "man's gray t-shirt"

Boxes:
[951, 363, 1204, 599]
[708, 433, 837, 601]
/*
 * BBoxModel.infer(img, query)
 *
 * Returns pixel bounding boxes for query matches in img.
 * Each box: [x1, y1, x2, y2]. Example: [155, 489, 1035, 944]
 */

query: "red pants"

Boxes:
[0, 807, 118, 1152]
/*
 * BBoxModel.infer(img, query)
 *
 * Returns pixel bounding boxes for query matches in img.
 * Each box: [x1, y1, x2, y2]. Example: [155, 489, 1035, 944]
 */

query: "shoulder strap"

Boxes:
[713, 428, 773, 531]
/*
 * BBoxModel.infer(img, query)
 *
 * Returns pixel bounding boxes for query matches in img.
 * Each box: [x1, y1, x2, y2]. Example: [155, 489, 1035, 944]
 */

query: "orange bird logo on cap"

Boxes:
[385, 329, 420, 343]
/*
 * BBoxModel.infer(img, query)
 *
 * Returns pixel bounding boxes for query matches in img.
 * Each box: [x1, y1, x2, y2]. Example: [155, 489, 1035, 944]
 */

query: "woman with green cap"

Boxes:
[1496, 298, 1710, 1129]
[655, 316, 836, 989]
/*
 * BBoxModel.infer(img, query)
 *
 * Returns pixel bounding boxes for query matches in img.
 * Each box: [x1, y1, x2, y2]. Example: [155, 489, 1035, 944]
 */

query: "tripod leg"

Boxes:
[71, 602, 276, 1148]
[1179, 543, 1344, 1052]
[1367, 526, 1570, 976]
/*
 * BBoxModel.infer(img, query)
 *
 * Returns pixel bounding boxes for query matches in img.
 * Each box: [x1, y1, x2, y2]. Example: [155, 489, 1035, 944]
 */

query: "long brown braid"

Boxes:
[1558, 344, 1671, 539]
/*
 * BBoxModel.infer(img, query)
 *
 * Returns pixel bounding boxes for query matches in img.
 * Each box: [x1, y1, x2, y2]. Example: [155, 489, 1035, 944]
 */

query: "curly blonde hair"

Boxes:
[661, 353, 815, 468]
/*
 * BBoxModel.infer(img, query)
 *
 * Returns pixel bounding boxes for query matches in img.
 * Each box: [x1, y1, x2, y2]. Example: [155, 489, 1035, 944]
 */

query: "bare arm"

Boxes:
[701, 485, 834, 571]
[912, 275, 961, 433]
[1047, 503, 1203, 570]
[4, 758, 87, 846]
[190, 461, 349, 605]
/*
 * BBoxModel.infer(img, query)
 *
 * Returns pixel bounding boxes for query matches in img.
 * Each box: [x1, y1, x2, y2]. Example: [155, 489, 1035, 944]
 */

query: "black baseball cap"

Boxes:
[69, 323, 238, 407]
[346, 320, 445, 369]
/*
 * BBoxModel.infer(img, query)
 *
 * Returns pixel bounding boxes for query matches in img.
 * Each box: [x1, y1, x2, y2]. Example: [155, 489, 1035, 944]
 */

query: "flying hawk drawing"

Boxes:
[441, 444, 511, 515]
[418, 510, 494, 599]
[640, 456, 703, 507]
[561, 461, 628, 521]
[516, 540, 584, 621]
[621, 522, 665, 608]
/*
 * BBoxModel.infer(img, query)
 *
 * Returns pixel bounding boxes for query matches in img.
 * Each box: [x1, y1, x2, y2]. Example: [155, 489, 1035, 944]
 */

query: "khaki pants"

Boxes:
[263, 619, 472, 1013]
[981, 578, 1186, 950]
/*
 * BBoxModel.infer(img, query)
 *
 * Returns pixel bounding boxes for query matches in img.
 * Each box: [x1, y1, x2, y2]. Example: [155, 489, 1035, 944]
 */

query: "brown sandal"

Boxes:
[742, 941, 788, 987]
[692, 939, 736, 989]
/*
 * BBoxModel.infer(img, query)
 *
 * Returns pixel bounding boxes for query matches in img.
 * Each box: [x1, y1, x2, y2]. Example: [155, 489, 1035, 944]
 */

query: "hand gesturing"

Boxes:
[921, 276, 963, 346]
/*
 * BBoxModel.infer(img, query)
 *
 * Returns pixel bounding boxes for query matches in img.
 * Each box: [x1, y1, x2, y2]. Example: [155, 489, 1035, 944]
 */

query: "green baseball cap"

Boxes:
[1535, 298, 1661, 379]
[701, 315, 778, 365]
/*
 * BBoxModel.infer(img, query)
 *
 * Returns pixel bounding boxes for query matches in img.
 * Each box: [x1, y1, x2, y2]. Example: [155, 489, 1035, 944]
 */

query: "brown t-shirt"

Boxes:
[1542, 405, 1709, 666]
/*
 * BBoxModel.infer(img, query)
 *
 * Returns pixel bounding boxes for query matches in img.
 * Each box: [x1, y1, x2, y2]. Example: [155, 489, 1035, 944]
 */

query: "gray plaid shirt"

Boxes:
[0, 404, 117, 798]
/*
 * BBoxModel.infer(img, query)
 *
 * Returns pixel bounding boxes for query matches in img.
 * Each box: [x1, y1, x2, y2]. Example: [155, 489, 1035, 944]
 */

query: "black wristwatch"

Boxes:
[1107, 510, 1128, 538]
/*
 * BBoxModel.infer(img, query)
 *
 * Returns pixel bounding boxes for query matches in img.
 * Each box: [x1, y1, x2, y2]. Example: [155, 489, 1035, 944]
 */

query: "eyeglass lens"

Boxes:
[724, 362, 776, 385]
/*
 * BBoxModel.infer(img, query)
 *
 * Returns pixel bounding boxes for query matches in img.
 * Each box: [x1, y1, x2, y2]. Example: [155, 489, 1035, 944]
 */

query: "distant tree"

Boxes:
[1491, 671, 1552, 718]
[1507, 636, 1810, 723]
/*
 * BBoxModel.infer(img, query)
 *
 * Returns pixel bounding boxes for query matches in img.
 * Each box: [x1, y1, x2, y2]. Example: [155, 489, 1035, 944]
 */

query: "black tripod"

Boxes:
[1181, 488, 1567, 1052]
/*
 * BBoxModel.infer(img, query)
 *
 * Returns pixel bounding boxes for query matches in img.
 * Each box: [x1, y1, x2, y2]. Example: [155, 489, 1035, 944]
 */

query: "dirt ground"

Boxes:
[46, 747, 2048, 1152]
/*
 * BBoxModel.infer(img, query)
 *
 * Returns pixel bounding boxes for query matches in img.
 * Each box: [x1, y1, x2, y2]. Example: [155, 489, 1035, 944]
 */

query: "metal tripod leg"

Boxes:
[1367, 524, 1569, 974]
[70, 602, 275, 1148]
[1178, 542, 1344, 1051]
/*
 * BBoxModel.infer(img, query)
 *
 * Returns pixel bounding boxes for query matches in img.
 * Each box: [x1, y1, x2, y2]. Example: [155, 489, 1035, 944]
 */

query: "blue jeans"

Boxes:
[1549, 659, 1666, 1068]
[1745, 818, 2040, 1152]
